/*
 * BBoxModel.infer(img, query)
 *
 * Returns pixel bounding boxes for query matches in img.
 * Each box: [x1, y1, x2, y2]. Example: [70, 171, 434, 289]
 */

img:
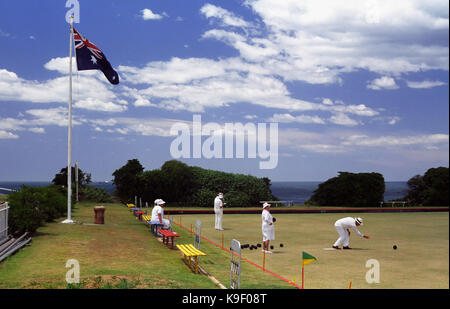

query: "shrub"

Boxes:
[80, 186, 113, 203]
[7, 185, 67, 236]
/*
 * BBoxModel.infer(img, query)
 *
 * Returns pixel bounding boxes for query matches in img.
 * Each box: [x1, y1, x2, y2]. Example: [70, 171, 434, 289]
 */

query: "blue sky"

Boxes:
[0, 0, 448, 182]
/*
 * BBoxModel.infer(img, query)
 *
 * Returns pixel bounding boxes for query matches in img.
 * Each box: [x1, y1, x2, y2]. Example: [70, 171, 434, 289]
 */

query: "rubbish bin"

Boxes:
[94, 206, 105, 224]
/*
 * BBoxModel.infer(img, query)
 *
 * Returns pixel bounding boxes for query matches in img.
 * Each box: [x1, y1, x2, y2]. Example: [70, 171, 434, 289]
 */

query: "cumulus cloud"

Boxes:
[141, 8, 167, 20]
[200, 4, 250, 28]
[278, 127, 449, 154]
[0, 58, 126, 113]
[213, 0, 449, 82]
[367, 76, 399, 90]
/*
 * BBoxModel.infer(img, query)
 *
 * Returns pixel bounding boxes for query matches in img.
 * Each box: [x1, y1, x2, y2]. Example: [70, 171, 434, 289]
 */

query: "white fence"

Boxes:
[0, 202, 9, 242]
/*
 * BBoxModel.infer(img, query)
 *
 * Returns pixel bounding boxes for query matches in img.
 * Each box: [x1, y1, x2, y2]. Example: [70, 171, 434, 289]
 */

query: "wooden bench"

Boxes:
[157, 229, 180, 249]
[150, 223, 164, 236]
[176, 244, 207, 274]
[142, 215, 152, 225]
[135, 211, 145, 221]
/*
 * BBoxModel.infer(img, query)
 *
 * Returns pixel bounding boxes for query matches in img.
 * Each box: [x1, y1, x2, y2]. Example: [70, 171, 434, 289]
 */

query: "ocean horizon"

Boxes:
[0, 180, 409, 205]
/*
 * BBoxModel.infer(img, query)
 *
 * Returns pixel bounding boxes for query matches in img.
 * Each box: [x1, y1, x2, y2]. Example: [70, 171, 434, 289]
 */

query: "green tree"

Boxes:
[306, 172, 385, 207]
[112, 159, 144, 203]
[422, 167, 449, 206]
[404, 167, 449, 206]
[52, 166, 91, 187]
[160, 160, 195, 204]
[405, 175, 426, 205]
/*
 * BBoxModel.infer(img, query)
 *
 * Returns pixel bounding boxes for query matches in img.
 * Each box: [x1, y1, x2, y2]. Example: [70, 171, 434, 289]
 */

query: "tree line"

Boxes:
[112, 159, 276, 207]
[305, 167, 448, 207]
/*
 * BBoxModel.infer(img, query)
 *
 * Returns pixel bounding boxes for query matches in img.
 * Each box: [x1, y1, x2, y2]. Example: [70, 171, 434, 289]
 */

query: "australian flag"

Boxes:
[73, 27, 119, 85]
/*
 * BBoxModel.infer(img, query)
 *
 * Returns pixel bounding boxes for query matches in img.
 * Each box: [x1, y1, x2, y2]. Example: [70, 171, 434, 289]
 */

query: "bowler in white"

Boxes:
[332, 217, 370, 249]
[214, 193, 224, 230]
[261, 202, 275, 253]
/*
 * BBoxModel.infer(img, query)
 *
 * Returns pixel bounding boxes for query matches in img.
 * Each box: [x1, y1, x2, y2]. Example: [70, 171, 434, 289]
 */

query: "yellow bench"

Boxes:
[142, 215, 152, 223]
[176, 244, 207, 274]
[126, 203, 135, 211]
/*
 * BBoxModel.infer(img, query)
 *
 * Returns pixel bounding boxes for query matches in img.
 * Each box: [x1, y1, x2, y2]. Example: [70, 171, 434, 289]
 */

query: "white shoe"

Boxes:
[265, 250, 272, 254]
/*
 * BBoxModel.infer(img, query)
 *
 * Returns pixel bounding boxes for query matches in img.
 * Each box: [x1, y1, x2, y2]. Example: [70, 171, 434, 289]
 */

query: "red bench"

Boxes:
[135, 211, 146, 221]
[157, 229, 180, 249]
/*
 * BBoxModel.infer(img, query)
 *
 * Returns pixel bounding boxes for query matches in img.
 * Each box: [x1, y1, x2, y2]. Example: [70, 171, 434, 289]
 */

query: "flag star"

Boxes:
[90, 55, 97, 65]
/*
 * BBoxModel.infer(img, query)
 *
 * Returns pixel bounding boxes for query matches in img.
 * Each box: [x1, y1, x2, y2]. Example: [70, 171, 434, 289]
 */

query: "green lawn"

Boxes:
[0, 202, 289, 289]
[175, 211, 449, 289]
[0, 202, 448, 289]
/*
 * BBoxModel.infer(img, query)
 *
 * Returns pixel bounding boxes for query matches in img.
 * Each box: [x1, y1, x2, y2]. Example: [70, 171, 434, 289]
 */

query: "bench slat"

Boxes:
[157, 229, 179, 237]
[176, 244, 206, 257]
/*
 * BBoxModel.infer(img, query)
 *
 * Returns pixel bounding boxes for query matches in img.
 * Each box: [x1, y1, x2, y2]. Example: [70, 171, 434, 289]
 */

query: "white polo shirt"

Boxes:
[334, 217, 364, 237]
[151, 205, 164, 223]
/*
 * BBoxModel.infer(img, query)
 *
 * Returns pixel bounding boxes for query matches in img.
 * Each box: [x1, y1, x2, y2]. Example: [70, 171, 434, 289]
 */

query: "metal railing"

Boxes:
[0, 202, 9, 242]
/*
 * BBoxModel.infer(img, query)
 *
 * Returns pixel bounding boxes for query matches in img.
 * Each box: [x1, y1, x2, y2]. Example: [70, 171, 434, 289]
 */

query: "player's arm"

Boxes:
[351, 226, 364, 237]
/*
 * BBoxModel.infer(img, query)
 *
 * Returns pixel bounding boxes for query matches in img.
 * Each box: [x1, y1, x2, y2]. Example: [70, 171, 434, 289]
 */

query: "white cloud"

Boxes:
[0, 130, 19, 139]
[200, 3, 250, 28]
[269, 113, 326, 125]
[343, 133, 449, 147]
[141, 8, 166, 20]
[0, 59, 124, 113]
[329, 113, 360, 126]
[234, 0, 449, 82]
[74, 98, 127, 113]
[367, 76, 399, 90]
[29, 127, 45, 134]
[406, 80, 447, 89]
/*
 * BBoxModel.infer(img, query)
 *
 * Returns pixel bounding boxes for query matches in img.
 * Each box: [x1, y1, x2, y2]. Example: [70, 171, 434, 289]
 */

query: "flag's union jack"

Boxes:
[72, 26, 119, 85]
[73, 27, 103, 59]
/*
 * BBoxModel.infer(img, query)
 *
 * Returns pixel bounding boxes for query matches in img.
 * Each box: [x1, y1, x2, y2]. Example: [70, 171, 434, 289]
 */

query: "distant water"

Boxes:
[0, 181, 408, 205]
[270, 181, 409, 205]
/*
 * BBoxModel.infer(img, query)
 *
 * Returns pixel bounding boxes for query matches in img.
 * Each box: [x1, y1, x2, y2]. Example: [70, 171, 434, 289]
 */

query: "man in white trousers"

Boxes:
[332, 217, 369, 249]
[261, 202, 275, 253]
[214, 193, 224, 230]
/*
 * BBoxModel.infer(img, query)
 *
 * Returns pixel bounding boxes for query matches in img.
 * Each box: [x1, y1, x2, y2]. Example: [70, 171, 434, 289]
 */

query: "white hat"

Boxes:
[154, 199, 160, 205]
[158, 199, 166, 206]
[262, 202, 271, 208]
[355, 217, 363, 225]
[218, 193, 224, 198]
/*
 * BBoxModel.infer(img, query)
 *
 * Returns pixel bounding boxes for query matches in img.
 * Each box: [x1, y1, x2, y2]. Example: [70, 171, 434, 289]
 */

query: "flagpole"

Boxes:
[62, 16, 75, 224]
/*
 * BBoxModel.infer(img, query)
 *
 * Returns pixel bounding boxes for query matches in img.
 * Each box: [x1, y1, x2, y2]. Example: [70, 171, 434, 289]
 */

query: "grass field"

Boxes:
[0, 202, 448, 289]
[0, 202, 291, 289]
[173, 211, 449, 289]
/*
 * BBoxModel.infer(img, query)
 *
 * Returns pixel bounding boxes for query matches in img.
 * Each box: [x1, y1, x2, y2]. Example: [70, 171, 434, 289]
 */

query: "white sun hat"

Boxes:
[355, 217, 363, 225]
[158, 199, 166, 206]
[262, 202, 271, 208]
[218, 193, 224, 198]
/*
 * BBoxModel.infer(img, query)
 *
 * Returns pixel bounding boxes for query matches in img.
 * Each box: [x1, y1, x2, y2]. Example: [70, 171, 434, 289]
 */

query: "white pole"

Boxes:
[62, 16, 75, 224]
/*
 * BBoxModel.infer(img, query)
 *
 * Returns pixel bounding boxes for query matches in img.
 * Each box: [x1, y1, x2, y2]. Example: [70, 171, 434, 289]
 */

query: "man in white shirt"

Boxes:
[214, 193, 224, 230]
[332, 217, 370, 249]
[261, 202, 275, 253]
[151, 199, 171, 229]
